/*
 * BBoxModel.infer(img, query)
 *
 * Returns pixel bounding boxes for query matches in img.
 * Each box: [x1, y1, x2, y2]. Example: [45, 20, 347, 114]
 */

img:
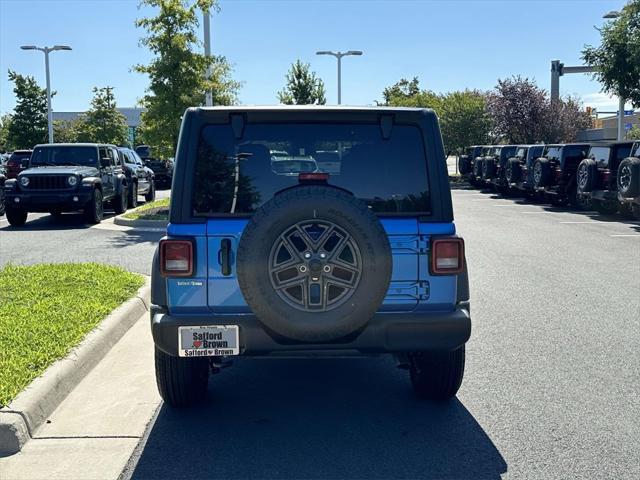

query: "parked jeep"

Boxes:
[470, 146, 492, 187]
[151, 106, 471, 406]
[532, 143, 590, 208]
[576, 141, 635, 215]
[135, 144, 173, 188]
[617, 141, 640, 219]
[117, 147, 156, 208]
[505, 144, 546, 196]
[4, 143, 129, 226]
[481, 145, 518, 192]
[4, 150, 32, 179]
[458, 145, 482, 184]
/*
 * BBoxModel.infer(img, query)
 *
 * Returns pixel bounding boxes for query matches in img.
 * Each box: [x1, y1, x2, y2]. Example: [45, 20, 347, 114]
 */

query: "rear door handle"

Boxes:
[219, 238, 232, 276]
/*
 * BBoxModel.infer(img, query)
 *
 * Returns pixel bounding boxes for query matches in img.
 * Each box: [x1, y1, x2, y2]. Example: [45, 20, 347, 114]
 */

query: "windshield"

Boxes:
[193, 123, 430, 216]
[30, 146, 98, 167]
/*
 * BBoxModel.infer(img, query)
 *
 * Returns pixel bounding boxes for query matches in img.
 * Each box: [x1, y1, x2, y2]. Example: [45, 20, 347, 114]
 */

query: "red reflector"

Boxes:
[431, 238, 465, 275]
[160, 240, 193, 277]
[298, 172, 329, 182]
[7, 161, 16, 167]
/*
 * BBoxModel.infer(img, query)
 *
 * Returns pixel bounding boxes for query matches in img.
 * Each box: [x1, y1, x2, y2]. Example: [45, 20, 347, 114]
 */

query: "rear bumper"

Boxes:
[151, 303, 472, 356]
[5, 189, 92, 212]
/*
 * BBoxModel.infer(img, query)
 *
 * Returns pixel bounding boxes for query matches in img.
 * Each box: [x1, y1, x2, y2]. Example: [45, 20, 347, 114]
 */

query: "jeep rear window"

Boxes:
[30, 146, 98, 167]
[589, 146, 611, 168]
[193, 123, 430, 216]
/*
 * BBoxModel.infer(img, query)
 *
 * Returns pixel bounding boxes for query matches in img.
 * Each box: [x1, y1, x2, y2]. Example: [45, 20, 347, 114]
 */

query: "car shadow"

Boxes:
[0, 210, 117, 231]
[129, 357, 507, 480]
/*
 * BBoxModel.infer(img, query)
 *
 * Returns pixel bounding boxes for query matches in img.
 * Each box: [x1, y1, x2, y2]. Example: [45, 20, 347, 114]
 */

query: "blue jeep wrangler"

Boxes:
[151, 106, 471, 406]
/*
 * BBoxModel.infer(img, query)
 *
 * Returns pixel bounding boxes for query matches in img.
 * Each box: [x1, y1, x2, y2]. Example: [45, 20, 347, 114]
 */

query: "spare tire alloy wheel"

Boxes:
[269, 219, 362, 312]
[533, 161, 543, 188]
[237, 186, 392, 343]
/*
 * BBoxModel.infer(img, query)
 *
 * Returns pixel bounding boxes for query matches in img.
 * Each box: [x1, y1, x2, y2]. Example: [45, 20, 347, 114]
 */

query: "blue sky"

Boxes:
[0, 0, 632, 116]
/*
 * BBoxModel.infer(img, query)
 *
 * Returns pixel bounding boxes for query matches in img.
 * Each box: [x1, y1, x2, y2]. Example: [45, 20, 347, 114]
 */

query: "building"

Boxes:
[577, 110, 639, 142]
[52, 107, 145, 145]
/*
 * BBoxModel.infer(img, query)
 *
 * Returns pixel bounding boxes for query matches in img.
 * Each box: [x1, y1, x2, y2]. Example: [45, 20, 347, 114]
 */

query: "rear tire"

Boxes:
[113, 185, 128, 214]
[155, 347, 209, 407]
[128, 182, 138, 209]
[145, 180, 156, 202]
[6, 208, 27, 226]
[409, 346, 465, 400]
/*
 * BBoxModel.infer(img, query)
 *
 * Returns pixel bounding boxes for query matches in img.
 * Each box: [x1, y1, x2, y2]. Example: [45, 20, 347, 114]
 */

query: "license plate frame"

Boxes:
[178, 325, 240, 357]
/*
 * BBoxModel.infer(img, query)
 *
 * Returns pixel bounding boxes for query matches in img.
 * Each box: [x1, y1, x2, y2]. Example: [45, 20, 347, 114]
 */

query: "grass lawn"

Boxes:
[123, 198, 170, 221]
[0, 263, 144, 407]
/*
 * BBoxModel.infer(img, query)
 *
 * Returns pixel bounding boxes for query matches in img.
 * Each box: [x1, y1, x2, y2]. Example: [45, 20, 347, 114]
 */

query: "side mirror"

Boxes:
[100, 158, 110, 168]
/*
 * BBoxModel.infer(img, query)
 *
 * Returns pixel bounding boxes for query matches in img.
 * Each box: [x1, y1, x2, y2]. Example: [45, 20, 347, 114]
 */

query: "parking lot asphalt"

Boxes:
[122, 187, 639, 480]
[0, 189, 169, 275]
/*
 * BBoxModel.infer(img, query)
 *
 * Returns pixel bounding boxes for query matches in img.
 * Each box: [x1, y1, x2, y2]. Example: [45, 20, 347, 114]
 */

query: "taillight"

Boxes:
[160, 239, 194, 277]
[431, 238, 465, 275]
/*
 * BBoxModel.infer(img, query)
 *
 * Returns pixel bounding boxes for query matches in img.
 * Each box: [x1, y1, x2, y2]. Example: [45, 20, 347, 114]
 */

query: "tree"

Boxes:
[381, 77, 440, 109]
[0, 114, 13, 152]
[582, 0, 640, 107]
[381, 78, 491, 152]
[74, 87, 128, 145]
[52, 119, 81, 144]
[626, 124, 640, 140]
[277, 60, 326, 105]
[6, 71, 49, 149]
[135, 0, 241, 159]
[486, 76, 549, 144]
[486, 76, 592, 143]
[543, 95, 594, 143]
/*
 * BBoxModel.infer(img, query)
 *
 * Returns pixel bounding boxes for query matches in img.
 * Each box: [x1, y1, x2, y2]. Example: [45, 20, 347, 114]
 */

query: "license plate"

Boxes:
[178, 325, 240, 357]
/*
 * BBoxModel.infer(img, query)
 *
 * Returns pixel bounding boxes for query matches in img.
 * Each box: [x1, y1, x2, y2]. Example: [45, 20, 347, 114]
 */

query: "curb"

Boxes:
[113, 215, 168, 229]
[0, 279, 151, 456]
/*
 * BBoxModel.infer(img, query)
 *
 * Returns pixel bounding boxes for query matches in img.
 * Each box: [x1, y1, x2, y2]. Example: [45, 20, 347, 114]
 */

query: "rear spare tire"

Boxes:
[618, 157, 640, 198]
[458, 155, 471, 175]
[236, 185, 392, 343]
[533, 159, 552, 188]
[506, 158, 522, 183]
[577, 158, 597, 193]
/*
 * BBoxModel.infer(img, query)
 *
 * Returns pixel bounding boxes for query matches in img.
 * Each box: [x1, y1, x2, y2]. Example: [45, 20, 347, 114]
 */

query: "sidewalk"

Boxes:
[0, 314, 161, 480]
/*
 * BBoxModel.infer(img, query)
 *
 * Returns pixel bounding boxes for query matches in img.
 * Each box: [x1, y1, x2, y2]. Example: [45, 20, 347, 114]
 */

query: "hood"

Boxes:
[20, 165, 99, 177]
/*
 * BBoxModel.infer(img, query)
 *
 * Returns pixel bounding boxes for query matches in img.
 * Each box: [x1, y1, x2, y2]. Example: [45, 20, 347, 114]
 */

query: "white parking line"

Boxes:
[521, 211, 546, 214]
[559, 221, 600, 224]
[610, 234, 640, 237]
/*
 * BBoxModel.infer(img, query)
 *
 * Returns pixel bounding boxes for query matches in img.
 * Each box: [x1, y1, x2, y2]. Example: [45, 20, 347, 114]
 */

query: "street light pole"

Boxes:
[20, 45, 72, 143]
[316, 50, 363, 105]
[602, 10, 626, 140]
[203, 8, 213, 107]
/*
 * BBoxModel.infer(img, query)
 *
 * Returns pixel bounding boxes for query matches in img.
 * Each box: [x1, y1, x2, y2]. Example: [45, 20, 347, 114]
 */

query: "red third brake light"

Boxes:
[298, 172, 329, 183]
[160, 240, 194, 277]
[431, 238, 465, 275]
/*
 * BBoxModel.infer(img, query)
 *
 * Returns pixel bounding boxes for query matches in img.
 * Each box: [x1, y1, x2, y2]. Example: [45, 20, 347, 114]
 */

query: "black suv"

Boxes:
[481, 145, 517, 192]
[532, 143, 590, 208]
[505, 144, 546, 196]
[4, 143, 129, 226]
[0, 162, 6, 216]
[576, 141, 635, 215]
[135, 144, 173, 188]
[151, 106, 471, 406]
[118, 147, 156, 208]
[616, 141, 640, 219]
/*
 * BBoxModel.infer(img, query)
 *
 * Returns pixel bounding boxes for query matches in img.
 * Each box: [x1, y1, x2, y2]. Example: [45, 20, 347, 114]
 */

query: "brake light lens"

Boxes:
[298, 172, 329, 182]
[431, 238, 465, 275]
[160, 240, 194, 277]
